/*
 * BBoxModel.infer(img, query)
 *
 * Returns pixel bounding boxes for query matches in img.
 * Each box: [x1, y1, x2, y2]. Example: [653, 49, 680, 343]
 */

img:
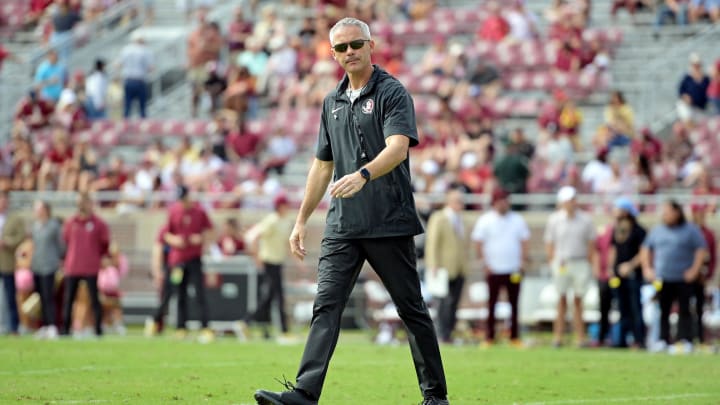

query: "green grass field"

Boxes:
[1, 332, 719, 405]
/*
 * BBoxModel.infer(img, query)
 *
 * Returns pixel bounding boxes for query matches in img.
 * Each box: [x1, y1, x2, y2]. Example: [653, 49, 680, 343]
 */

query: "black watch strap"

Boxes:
[359, 167, 371, 182]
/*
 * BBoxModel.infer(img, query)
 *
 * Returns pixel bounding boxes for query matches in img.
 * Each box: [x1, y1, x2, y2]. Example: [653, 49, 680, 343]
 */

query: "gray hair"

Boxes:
[329, 17, 372, 44]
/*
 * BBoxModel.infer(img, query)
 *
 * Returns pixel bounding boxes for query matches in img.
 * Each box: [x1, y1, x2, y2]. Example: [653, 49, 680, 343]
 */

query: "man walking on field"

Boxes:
[254, 17, 449, 405]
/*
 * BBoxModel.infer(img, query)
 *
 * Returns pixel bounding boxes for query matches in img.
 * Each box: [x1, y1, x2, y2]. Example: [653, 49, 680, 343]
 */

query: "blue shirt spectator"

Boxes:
[643, 222, 706, 282]
[34, 50, 66, 103]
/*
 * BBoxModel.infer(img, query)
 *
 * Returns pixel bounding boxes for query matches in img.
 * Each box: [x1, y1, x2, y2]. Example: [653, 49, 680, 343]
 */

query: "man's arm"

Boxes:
[640, 246, 655, 280]
[684, 248, 708, 283]
[289, 158, 334, 260]
[328, 135, 409, 199]
[587, 239, 599, 278]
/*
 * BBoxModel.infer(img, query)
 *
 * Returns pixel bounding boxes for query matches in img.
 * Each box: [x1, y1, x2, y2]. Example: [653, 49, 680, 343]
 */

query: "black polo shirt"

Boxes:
[316, 66, 424, 239]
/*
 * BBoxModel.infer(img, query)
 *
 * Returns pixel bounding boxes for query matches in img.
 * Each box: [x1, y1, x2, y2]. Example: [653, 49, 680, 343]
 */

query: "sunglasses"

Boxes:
[332, 39, 370, 53]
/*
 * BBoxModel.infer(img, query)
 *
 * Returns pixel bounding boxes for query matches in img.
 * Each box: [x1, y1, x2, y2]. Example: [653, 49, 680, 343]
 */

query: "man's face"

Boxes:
[330, 25, 374, 75]
[78, 196, 93, 215]
[662, 204, 677, 226]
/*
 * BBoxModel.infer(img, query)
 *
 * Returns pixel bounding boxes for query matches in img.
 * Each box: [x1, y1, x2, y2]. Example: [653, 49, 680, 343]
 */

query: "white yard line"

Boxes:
[0, 361, 239, 376]
[516, 392, 714, 405]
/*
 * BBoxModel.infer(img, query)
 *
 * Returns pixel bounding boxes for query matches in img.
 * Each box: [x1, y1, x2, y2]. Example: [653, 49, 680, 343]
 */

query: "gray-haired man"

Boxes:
[254, 17, 448, 405]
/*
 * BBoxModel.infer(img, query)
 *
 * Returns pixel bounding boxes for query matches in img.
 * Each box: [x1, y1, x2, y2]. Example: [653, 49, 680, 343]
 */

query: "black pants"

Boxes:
[176, 258, 209, 329]
[295, 237, 447, 400]
[486, 274, 520, 341]
[62, 275, 102, 335]
[33, 273, 57, 327]
[598, 280, 612, 343]
[437, 276, 464, 341]
[616, 277, 645, 347]
[245, 263, 288, 333]
[692, 281, 705, 343]
[153, 265, 173, 325]
[659, 281, 692, 343]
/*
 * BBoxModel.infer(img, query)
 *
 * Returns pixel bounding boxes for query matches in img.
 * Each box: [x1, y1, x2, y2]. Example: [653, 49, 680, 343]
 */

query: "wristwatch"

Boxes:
[359, 167, 371, 183]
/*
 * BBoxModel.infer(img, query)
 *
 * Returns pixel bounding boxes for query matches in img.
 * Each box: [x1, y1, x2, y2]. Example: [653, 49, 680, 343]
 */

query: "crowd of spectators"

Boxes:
[2, 0, 720, 216]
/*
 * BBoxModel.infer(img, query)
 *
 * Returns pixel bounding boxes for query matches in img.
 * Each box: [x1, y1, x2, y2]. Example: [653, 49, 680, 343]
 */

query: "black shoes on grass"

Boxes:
[254, 378, 317, 405]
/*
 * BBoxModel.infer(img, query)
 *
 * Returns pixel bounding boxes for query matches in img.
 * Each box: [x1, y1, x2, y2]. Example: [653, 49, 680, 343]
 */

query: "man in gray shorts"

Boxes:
[544, 186, 598, 347]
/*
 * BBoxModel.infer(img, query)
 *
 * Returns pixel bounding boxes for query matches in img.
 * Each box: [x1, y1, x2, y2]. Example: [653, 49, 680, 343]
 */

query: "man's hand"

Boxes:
[165, 234, 185, 249]
[152, 272, 164, 289]
[329, 172, 367, 199]
[289, 222, 307, 260]
[684, 268, 699, 283]
[189, 234, 203, 245]
[618, 262, 633, 277]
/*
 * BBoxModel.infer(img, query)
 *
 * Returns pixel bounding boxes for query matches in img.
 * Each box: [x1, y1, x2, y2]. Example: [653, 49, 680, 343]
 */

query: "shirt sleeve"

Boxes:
[690, 225, 707, 250]
[315, 101, 333, 161]
[470, 216, 485, 242]
[201, 209, 213, 231]
[543, 214, 555, 244]
[382, 84, 419, 147]
[643, 228, 656, 249]
[518, 216, 530, 241]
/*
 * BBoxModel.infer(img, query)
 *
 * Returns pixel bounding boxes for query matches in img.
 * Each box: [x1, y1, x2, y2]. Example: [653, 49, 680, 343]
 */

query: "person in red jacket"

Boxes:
[61, 193, 110, 336]
[690, 204, 716, 344]
[163, 185, 214, 341]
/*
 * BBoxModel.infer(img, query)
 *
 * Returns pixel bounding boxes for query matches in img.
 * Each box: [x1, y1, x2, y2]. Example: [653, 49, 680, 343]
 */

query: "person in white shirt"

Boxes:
[504, 1, 539, 42]
[85, 59, 109, 120]
[472, 189, 530, 346]
[544, 186, 598, 347]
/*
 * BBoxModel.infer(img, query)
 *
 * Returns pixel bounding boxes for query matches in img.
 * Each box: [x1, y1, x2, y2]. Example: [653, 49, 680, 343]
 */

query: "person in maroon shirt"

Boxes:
[477, 3, 510, 42]
[163, 185, 214, 339]
[228, 124, 261, 161]
[61, 193, 110, 336]
[690, 204, 716, 343]
[217, 217, 245, 256]
[14, 90, 55, 131]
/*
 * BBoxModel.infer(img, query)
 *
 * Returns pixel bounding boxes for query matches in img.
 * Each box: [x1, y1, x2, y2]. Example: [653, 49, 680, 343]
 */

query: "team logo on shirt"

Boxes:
[361, 99, 374, 114]
[85, 222, 94, 232]
[183, 215, 191, 225]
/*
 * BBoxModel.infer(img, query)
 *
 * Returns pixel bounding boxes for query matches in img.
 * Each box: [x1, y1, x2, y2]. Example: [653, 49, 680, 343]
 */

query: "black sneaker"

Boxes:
[254, 377, 317, 405]
[421, 396, 450, 405]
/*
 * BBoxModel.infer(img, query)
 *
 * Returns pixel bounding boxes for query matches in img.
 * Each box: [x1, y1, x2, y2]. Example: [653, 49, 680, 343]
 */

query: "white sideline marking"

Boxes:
[516, 392, 714, 405]
[0, 361, 239, 376]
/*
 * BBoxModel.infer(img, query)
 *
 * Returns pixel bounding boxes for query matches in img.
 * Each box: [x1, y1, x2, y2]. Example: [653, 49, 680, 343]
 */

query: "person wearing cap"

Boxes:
[689, 203, 716, 344]
[544, 186, 598, 347]
[641, 200, 707, 352]
[237, 194, 294, 341]
[61, 193, 109, 337]
[161, 185, 214, 342]
[425, 189, 470, 343]
[608, 197, 647, 348]
[471, 188, 530, 346]
[117, 32, 153, 118]
[255, 17, 448, 405]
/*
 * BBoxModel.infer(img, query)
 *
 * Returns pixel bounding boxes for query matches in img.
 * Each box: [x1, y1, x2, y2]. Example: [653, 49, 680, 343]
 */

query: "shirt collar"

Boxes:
[334, 65, 381, 100]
